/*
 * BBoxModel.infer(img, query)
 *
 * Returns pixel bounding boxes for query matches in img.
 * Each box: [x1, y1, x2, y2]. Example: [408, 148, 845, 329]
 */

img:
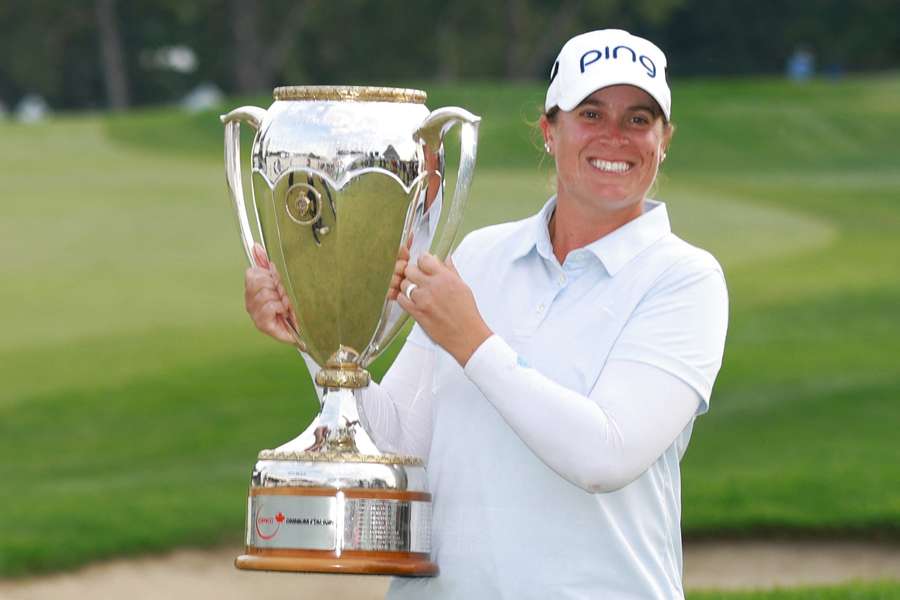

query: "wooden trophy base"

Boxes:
[235, 548, 438, 576]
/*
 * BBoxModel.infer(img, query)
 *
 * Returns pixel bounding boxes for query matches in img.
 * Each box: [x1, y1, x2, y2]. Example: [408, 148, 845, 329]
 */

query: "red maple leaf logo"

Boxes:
[275, 512, 285, 523]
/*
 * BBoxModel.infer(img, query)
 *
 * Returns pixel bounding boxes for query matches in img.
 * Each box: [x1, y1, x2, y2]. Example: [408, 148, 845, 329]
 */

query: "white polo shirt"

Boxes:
[363, 197, 728, 599]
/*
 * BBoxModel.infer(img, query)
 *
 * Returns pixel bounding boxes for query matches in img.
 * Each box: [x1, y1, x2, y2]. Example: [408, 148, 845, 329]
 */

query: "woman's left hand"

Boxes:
[397, 253, 493, 367]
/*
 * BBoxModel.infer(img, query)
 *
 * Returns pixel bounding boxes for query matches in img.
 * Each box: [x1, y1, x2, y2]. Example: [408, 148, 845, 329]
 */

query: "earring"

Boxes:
[544, 142, 551, 154]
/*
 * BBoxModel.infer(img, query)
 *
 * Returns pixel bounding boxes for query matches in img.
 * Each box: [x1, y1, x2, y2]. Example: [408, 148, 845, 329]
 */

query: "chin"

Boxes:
[590, 188, 635, 205]
[594, 193, 645, 213]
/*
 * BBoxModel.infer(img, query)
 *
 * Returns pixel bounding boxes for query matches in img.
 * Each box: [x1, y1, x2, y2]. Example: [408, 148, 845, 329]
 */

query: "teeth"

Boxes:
[590, 159, 631, 173]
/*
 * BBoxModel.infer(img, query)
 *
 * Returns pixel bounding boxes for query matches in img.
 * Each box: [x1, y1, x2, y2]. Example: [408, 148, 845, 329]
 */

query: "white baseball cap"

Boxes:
[545, 29, 671, 120]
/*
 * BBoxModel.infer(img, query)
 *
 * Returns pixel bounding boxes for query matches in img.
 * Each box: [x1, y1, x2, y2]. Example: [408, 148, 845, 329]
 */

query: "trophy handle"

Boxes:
[359, 106, 481, 368]
[221, 106, 308, 352]
[414, 106, 481, 259]
[220, 106, 268, 267]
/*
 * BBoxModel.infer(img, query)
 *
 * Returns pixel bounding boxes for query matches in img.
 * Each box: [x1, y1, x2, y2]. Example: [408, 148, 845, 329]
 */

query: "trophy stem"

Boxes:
[266, 387, 380, 458]
[314, 346, 371, 390]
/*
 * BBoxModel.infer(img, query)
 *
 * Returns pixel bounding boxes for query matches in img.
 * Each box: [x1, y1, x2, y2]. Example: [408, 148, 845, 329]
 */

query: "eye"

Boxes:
[581, 109, 600, 120]
[630, 114, 650, 125]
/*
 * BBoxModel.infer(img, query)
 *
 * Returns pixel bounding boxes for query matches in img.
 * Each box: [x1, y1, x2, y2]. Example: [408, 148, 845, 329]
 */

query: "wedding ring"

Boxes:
[404, 283, 418, 302]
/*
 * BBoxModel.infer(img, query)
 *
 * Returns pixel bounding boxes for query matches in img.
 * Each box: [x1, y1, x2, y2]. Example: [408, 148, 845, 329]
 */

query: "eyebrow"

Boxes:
[579, 99, 659, 115]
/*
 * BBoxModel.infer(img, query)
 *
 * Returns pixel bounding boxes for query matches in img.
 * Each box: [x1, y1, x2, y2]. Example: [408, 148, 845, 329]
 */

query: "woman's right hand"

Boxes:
[244, 243, 298, 345]
[387, 235, 413, 301]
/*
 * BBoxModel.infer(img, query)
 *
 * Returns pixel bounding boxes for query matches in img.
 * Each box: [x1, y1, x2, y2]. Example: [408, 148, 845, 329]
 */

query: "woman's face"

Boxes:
[541, 85, 671, 217]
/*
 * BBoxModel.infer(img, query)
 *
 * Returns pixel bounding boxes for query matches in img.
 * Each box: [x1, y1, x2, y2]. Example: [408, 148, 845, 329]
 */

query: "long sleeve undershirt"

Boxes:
[308, 334, 701, 494]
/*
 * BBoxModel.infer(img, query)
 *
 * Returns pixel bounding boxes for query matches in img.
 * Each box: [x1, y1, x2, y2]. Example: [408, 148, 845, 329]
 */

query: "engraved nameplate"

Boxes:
[249, 495, 337, 550]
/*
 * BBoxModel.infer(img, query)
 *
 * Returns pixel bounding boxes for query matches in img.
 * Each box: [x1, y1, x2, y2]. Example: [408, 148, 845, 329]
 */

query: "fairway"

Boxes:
[1, 77, 899, 576]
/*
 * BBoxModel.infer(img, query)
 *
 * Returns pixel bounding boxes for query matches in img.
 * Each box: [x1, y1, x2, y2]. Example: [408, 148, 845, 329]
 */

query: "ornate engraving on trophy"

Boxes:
[285, 182, 322, 225]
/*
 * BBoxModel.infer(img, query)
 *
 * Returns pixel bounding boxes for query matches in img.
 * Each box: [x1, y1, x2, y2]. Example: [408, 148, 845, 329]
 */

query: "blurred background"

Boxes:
[1, 1, 898, 598]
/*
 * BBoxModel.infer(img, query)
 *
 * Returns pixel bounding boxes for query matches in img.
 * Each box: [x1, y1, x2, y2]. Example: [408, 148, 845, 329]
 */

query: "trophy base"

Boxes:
[235, 549, 438, 576]
[241, 455, 436, 577]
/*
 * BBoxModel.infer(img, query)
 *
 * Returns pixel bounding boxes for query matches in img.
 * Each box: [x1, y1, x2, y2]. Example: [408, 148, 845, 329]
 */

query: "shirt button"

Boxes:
[558, 274, 566, 285]
[537, 303, 545, 314]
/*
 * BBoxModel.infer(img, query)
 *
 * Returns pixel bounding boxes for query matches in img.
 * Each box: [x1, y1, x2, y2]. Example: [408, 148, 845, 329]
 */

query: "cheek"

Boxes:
[554, 142, 580, 175]
[639, 133, 665, 169]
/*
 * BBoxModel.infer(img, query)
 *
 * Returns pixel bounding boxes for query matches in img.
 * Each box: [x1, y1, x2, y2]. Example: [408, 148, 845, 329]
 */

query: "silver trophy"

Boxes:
[220, 86, 479, 575]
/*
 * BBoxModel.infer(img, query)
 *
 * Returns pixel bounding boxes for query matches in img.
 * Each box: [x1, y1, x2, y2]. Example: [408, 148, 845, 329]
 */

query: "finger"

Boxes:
[250, 304, 284, 333]
[404, 263, 426, 285]
[246, 267, 278, 293]
[254, 301, 283, 329]
[251, 284, 281, 304]
[281, 294, 295, 316]
[445, 256, 459, 274]
[275, 277, 290, 303]
[264, 261, 283, 285]
[417, 253, 441, 274]
[260, 303, 295, 340]
[403, 279, 432, 307]
[388, 272, 404, 299]
[393, 258, 409, 277]
[396, 288, 419, 315]
[274, 331, 296, 345]
[267, 262, 281, 281]
[272, 316, 297, 345]
[252, 243, 270, 269]
[250, 288, 283, 312]
[276, 313, 297, 337]
[285, 305, 300, 332]
[245, 274, 277, 310]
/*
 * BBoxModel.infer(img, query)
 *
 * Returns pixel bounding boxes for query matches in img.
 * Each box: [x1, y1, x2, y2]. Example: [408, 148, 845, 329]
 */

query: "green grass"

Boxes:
[2, 76, 899, 577]
[692, 581, 900, 599]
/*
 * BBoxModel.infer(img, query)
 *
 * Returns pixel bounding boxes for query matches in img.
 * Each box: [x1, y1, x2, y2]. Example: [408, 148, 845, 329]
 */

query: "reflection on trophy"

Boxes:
[220, 86, 479, 575]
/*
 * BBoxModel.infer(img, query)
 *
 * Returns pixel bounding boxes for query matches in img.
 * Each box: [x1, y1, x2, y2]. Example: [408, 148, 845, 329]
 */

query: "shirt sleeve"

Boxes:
[356, 339, 435, 461]
[607, 260, 729, 413]
[462, 259, 728, 493]
[299, 350, 324, 403]
[464, 335, 702, 493]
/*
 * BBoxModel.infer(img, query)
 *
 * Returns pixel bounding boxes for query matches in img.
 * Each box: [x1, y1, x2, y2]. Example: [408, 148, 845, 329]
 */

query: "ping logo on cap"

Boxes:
[579, 46, 657, 78]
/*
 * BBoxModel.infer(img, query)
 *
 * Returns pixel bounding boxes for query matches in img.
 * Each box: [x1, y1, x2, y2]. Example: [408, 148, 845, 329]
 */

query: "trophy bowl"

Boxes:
[220, 86, 479, 575]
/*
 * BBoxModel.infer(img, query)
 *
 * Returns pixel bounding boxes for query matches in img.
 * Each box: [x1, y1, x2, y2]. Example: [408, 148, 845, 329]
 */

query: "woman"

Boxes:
[246, 29, 728, 600]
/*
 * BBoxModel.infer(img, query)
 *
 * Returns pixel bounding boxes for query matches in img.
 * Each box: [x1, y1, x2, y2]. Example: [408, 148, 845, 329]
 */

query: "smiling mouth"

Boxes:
[589, 159, 633, 174]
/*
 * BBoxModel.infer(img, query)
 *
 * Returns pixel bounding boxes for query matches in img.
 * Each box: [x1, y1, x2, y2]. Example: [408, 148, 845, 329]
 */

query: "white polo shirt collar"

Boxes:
[510, 196, 673, 276]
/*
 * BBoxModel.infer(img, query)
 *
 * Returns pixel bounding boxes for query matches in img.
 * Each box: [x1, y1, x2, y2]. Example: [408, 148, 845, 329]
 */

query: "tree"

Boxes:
[503, 0, 687, 81]
[1, 0, 897, 111]
[95, 0, 130, 109]
[230, 0, 317, 94]
[0, 2, 100, 109]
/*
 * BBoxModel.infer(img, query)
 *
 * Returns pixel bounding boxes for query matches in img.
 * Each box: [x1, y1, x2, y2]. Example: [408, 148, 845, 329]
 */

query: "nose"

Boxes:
[597, 118, 628, 146]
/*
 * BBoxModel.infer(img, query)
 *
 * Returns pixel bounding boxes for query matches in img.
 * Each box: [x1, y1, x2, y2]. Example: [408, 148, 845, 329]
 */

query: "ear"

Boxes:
[539, 114, 553, 151]
[661, 123, 674, 154]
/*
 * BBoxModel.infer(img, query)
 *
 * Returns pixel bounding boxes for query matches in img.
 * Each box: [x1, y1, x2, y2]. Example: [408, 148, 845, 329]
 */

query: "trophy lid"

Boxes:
[273, 85, 427, 104]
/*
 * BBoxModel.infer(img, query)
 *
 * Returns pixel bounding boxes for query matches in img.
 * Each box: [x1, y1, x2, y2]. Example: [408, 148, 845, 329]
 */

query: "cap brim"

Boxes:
[552, 72, 670, 120]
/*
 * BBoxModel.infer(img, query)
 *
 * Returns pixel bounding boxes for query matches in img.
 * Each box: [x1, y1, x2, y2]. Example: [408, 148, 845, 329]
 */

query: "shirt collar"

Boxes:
[507, 196, 557, 261]
[510, 196, 672, 276]
[585, 199, 671, 276]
